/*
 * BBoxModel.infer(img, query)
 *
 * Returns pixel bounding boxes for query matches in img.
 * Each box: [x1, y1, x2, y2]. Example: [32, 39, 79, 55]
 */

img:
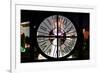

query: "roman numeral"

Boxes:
[60, 49, 65, 56]
[64, 20, 71, 30]
[40, 42, 47, 51]
[40, 26, 48, 31]
[66, 25, 74, 33]
[67, 30, 76, 34]
[63, 18, 66, 24]
[49, 45, 57, 57]
[37, 31, 49, 36]
[69, 39, 76, 46]
[63, 44, 72, 53]
[53, 46, 57, 57]
[43, 22, 51, 31]
[37, 38, 46, 41]
[47, 19, 52, 25]
[43, 43, 51, 52]
[58, 48, 61, 57]
[37, 39, 49, 43]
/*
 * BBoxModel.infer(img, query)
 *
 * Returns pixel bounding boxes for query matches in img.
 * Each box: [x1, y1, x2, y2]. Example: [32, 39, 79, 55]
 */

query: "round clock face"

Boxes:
[37, 15, 77, 59]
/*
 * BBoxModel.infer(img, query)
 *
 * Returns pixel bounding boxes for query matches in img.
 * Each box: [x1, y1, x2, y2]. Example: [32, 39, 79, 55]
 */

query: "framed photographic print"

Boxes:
[11, 1, 96, 73]
[20, 9, 89, 62]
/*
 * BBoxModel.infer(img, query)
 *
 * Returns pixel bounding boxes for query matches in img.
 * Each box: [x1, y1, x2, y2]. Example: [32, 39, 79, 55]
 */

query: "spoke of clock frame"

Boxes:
[37, 39, 49, 43]
[63, 43, 71, 54]
[57, 15, 58, 59]
[37, 35, 77, 38]
[66, 36, 77, 38]
[43, 21, 52, 31]
[43, 43, 52, 53]
[66, 29, 76, 34]
[65, 25, 74, 34]
[63, 17, 67, 25]
[37, 31, 49, 35]
[37, 36, 56, 38]
[52, 45, 57, 58]
[64, 21, 71, 30]
[59, 39, 62, 57]
[47, 18, 52, 25]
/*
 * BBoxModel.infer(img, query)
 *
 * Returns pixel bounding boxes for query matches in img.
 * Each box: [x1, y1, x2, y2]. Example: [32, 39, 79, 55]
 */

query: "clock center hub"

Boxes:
[49, 28, 66, 46]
